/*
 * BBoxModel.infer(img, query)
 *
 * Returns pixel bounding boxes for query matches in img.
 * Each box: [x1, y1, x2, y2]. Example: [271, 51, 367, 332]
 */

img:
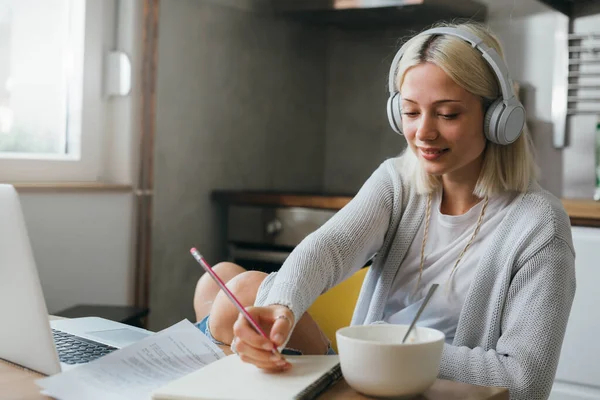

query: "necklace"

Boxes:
[415, 192, 489, 291]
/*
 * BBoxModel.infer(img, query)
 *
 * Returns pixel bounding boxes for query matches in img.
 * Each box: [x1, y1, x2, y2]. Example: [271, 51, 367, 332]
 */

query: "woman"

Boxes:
[193, 22, 575, 400]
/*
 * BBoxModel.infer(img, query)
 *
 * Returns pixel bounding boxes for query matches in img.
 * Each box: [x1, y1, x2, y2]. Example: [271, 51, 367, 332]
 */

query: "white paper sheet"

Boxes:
[36, 319, 225, 400]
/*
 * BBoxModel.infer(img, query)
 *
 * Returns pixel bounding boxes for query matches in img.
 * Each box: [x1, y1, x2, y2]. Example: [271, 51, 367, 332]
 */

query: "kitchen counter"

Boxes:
[561, 199, 600, 227]
[213, 191, 600, 228]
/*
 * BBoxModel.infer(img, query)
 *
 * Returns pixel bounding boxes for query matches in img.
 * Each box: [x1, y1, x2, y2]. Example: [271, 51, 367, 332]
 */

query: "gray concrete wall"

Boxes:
[322, 27, 409, 194]
[149, 1, 327, 330]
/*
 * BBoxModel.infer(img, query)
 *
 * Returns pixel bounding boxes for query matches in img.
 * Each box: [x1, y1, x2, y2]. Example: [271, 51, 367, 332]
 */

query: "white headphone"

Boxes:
[386, 27, 525, 146]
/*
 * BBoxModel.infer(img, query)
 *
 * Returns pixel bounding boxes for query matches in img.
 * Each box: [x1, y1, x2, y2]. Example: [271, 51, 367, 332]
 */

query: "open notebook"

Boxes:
[152, 354, 342, 400]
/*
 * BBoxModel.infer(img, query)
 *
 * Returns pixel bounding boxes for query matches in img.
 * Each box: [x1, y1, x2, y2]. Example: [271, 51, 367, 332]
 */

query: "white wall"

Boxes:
[489, 12, 562, 121]
[18, 191, 135, 314]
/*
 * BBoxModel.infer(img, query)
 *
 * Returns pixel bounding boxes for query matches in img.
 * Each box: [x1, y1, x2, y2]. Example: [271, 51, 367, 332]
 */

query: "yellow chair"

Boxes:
[307, 267, 369, 352]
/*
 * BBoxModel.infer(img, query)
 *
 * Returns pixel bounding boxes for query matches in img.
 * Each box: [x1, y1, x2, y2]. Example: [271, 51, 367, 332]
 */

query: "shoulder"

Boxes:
[519, 184, 572, 241]
[377, 156, 419, 199]
[369, 157, 422, 213]
[507, 183, 574, 254]
[342, 156, 419, 216]
[379, 156, 403, 180]
[360, 157, 407, 198]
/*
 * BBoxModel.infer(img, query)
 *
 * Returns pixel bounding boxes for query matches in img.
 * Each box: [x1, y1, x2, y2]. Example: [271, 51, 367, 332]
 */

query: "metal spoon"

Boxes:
[402, 284, 439, 343]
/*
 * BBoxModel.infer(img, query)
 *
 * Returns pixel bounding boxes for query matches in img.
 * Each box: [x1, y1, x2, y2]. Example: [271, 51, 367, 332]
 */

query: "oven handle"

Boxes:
[229, 247, 291, 264]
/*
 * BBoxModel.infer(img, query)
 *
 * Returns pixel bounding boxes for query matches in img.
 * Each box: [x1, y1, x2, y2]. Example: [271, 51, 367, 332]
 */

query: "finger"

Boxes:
[236, 350, 291, 372]
[270, 312, 294, 347]
[234, 337, 287, 366]
[233, 312, 275, 352]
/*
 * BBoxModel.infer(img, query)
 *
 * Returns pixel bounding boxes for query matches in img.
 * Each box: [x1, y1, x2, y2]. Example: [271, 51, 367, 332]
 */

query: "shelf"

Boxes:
[539, 0, 600, 18]
[538, 0, 574, 16]
[10, 182, 133, 193]
[213, 191, 600, 227]
[212, 190, 353, 210]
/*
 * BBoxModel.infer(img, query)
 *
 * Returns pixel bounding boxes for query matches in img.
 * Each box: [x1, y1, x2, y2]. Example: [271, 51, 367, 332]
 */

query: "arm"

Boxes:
[439, 236, 576, 400]
[256, 161, 397, 323]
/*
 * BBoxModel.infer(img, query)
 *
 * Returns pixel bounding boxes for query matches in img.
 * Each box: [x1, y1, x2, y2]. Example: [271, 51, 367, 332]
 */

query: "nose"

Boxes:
[415, 113, 438, 141]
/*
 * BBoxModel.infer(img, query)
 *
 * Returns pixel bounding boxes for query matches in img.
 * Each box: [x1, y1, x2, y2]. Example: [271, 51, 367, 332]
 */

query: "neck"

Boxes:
[439, 153, 485, 215]
[439, 181, 482, 216]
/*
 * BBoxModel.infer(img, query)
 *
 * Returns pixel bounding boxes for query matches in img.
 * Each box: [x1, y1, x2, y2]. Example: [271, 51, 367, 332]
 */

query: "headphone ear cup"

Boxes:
[484, 98, 525, 145]
[387, 93, 403, 134]
[483, 98, 503, 144]
[499, 103, 525, 145]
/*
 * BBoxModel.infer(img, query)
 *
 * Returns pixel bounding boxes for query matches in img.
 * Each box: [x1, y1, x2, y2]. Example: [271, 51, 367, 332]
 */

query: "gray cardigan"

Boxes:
[255, 157, 576, 400]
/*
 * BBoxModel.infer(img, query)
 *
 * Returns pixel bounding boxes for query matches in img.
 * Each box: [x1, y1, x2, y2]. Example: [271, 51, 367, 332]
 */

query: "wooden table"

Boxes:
[321, 378, 509, 399]
[1, 319, 508, 400]
[0, 358, 51, 400]
[0, 357, 509, 400]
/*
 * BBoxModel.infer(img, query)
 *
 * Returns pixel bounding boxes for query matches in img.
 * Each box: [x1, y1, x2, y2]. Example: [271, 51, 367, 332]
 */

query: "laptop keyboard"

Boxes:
[52, 329, 118, 365]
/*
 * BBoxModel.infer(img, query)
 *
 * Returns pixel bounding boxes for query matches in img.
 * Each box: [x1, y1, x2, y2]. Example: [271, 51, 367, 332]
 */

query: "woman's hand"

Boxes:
[232, 304, 295, 372]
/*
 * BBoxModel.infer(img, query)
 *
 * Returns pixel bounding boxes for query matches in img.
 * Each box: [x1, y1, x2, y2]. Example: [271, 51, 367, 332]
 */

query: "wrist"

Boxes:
[269, 303, 296, 325]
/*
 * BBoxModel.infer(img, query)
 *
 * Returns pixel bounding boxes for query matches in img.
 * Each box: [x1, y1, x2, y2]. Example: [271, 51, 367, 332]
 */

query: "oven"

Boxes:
[226, 206, 337, 274]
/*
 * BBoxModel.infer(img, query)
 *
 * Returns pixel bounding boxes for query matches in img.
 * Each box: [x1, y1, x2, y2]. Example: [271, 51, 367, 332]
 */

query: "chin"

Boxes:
[425, 170, 446, 177]
[420, 163, 448, 177]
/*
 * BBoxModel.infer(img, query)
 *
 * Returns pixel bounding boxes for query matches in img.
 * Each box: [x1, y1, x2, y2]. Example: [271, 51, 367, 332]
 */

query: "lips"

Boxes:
[420, 148, 448, 154]
[418, 147, 449, 161]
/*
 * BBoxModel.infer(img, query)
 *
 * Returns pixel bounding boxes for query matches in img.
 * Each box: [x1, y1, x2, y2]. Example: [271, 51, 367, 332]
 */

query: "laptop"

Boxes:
[0, 184, 153, 376]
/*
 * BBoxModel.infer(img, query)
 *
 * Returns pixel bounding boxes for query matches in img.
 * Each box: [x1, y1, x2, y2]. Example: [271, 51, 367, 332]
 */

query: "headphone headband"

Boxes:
[386, 26, 526, 145]
[388, 27, 516, 104]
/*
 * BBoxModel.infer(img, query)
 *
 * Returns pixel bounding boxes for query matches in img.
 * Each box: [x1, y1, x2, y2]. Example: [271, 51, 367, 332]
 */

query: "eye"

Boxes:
[440, 113, 459, 120]
[402, 112, 419, 117]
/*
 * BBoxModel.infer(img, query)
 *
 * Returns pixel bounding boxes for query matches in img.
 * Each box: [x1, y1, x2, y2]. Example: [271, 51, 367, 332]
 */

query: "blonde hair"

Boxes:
[393, 22, 538, 197]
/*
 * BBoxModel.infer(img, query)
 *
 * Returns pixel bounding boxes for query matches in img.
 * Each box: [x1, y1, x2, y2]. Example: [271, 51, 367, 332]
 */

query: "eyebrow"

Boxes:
[403, 98, 461, 104]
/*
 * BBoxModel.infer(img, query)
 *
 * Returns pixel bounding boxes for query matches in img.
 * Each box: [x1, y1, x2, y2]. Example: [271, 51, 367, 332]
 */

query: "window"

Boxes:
[0, 0, 134, 183]
[0, 0, 84, 159]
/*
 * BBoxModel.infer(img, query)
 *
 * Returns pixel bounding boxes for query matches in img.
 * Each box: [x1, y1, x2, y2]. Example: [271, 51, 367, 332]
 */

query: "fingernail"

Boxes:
[273, 334, 283, 344]
[276, 360, 287, 367]
[270, 354, 282, 362]
[263, 342, 274, 351]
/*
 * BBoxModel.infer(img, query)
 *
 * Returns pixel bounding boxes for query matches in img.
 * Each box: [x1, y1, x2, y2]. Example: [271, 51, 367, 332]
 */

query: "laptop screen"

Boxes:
[0, 184, 61, 375]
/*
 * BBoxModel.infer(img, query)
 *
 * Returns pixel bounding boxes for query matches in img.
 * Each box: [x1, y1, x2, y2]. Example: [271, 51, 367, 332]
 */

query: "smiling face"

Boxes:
[400, 62, 487, 187]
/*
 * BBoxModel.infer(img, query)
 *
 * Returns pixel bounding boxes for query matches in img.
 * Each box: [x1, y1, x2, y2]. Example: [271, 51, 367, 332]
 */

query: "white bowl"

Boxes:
[336, 324, 445, 398]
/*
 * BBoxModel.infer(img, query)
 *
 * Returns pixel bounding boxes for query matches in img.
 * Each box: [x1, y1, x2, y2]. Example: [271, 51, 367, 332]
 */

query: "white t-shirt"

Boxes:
[382, 189, 516, 343]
